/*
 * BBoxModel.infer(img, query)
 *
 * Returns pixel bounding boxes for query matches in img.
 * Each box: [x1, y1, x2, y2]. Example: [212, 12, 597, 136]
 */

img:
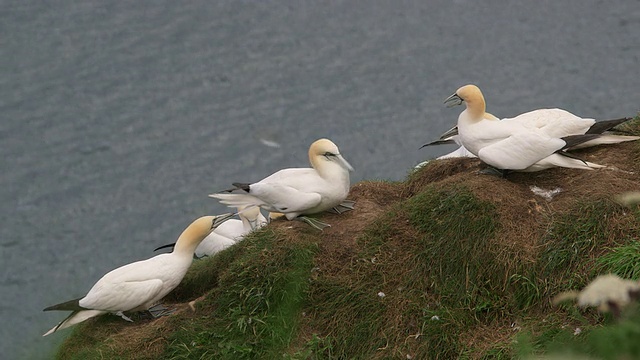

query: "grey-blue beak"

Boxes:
[444, 93, 463, 108]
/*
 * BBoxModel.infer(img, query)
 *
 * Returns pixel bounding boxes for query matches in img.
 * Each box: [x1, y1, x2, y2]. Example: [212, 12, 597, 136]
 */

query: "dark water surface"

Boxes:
[1, 1, 639, 358]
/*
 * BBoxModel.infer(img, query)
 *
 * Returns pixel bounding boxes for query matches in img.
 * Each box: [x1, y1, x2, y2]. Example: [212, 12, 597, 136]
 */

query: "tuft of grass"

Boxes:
[537, 199, 627, 297]
[305, 281, 387, 359]
[594, 241, 640, 280]
[405, 185, 505, 311]
[162, 227, 317, 359]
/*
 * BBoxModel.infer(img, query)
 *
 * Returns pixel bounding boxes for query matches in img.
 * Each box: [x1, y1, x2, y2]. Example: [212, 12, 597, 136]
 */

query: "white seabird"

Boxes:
[442, 84, 633, 173]
[43, 213, 233, 336]
[194, 206, 267, 258]
[423, 109, 637, 160]
[430, 86, 638, 165]
[209, 138, 354, 230]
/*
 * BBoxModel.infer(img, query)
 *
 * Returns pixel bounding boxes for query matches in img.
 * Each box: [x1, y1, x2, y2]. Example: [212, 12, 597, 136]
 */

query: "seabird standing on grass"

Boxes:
[210, 138, 354, 230]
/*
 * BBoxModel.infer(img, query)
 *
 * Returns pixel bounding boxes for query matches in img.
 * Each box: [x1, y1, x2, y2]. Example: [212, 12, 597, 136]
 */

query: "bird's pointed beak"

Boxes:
[336, 154, 354, 172]
[419, 138, 457, 149]
[419, 126, 459, 149]
[444, 93, 463, 108]
[213, 212, 235, 229]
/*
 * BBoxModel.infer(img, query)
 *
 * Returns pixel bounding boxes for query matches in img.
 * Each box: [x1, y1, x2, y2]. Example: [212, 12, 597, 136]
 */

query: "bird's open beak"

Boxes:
[336, 154, 355, 172]
[444, 93, 463, 108]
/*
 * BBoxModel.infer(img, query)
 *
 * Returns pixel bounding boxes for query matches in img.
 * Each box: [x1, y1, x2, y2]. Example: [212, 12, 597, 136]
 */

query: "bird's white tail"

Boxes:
[567, 135, 640, 150]
[209, 193, 263, 208]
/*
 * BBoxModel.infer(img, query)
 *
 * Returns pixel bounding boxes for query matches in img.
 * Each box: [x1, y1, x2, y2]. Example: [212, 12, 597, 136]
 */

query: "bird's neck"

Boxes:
[173, 233, 207, 256]
[314, 159, 349, 185]
[240, 216, 254, 232]
[464, 99, 486, 121]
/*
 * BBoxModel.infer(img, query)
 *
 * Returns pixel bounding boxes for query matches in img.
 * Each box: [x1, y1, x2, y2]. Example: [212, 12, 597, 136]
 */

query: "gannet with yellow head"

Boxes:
[423, 85, 637, 165]
[210, 138, 354, 230]
[442, 84, 635, 173]
[43, 214, 233, 336]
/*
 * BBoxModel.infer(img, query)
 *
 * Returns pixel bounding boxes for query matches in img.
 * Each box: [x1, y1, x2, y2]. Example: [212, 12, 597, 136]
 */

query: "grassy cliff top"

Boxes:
[55, 118, 640, 359]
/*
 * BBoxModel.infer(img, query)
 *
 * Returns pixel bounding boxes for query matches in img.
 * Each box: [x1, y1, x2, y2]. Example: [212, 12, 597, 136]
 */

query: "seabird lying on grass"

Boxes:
[442, 84, 637, 173]
[43, 214, 233, 336]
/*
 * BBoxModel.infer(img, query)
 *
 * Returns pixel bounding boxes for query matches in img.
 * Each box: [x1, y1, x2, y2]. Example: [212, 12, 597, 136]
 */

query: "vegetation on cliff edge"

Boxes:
[54, 117, 640, 359]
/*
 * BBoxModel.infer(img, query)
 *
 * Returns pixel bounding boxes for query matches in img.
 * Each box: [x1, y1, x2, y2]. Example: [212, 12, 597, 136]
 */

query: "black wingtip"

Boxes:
[586, 117, 633, 134]
[561, 134, 601, 150]
[218, 183, 251, 193]
[43, 298, 83, 312]
[232, 182, 251, 192]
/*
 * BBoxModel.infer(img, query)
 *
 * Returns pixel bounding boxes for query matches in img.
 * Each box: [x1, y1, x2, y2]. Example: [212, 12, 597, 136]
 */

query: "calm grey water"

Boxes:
[1, 1, 639, 358]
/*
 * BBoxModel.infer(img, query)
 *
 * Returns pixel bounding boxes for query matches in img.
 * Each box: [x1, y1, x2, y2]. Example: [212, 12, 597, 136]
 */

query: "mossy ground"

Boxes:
[54, 117, 640, 359]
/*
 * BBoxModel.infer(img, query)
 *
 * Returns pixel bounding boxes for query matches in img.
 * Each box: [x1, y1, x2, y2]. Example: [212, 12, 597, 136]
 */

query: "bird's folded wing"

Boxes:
[80, 279, 165, 311]
[504, 108, 593, 138]
[478, 132, 565, 170]
[250, 183, 322, 213]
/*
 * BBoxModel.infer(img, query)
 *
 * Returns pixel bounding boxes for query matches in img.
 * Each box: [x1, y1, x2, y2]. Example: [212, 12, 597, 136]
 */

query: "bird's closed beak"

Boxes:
[419, 138, 457, 149]
[213, 212, 235, 229]
[153, 213, 235, 253]
[336, 154, 355, 172]
[419, 126, 460, 148]
[444, 93, 463, 108]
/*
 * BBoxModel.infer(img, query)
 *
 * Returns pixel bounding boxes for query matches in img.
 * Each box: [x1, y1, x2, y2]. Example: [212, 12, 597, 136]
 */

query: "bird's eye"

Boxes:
[324, 152, 335, 157]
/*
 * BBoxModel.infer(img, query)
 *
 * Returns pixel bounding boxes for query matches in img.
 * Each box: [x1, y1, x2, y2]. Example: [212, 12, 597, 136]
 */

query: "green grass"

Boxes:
[406, 185, 499, 306]
[537, 199, 630, 298]
[162, 228, 317, 359]
[305, 280, 387, 359]
[594, 241, 640, 280]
